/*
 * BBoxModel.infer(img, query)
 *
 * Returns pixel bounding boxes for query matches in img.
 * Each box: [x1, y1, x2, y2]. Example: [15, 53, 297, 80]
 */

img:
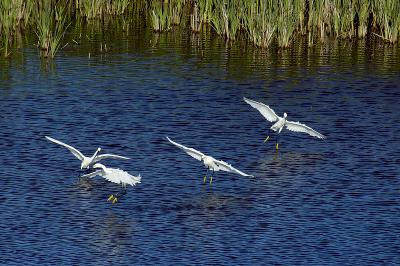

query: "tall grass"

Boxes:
[1, 0, 399, 59]
[277, 0, 298, 47]
[0, 0, 33, 57]
[150, 1, 171, 32]
[35, 1, 69, 58]
[372, 0, 400, 43]
[243, 0, 275, 48]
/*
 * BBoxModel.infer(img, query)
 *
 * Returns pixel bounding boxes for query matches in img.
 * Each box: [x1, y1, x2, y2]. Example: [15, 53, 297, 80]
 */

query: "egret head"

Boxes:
[283, 112, 287, 118]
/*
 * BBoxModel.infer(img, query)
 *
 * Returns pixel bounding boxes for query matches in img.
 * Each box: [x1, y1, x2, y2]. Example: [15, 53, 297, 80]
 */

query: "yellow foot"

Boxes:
[107, 194, 114, 201]
[264, 136, 270, 143]
[112, 197, 118, 204]
[275, 143, 279, 150]
[203, 175, 207, 183]
[209, 176, 213, 185]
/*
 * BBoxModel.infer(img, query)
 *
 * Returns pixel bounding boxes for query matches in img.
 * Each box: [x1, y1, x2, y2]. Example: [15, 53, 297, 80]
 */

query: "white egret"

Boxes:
[80, 163, 141, 204]
[166, 136, 253, 184]
[45, 136, 130, 169]
[243, 97, 325, 150]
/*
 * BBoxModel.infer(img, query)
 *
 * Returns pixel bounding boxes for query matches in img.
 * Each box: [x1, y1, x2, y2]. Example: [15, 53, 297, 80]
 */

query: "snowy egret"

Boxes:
[243, 97, 325, 150]
[80, 163, 141, 204]
[45, 136, 130, 169]
[166, 136, 253, 184]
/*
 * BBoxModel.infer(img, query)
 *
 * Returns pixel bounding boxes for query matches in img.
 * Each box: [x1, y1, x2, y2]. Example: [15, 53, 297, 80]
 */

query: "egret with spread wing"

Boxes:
[243, 97, 325, 150]
[80, 163, 141, 204]
[166, 136, 253, 184]
[45, 136, 130, 169]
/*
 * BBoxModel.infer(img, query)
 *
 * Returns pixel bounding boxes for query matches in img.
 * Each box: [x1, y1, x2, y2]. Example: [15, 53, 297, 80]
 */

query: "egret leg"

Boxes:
[107, 194, 115, 202]
[204, 169, 208, 184]
[209, 170, 214, 185]
[111, 187, 127, 204]
[264, 129, 271, 143]
[275, 134, 280, 150]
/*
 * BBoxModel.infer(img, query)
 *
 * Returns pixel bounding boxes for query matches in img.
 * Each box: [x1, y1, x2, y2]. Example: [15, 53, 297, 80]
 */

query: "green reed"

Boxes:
[151, 1, 171, 32]
[242, 0, 275, 48]
[374, 0, 400, 43]
[277, 0, 298, 48]
[0, 0, 33, 57]
[355, 0, 369, 38]
[35, 1, 69, 58]
[1, 0, 399, 60]
[78, 0, 105, 19]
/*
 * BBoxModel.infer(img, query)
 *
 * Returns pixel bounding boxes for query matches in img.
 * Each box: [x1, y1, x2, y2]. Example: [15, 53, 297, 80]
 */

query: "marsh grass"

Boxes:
[151, 1, 171, 32]
[1, 0, 399, 59]
[0, 0, 33, 57]
[35, 1, 69, 58]
[277, 0, 298, 48]
[243, 0, 275, 48]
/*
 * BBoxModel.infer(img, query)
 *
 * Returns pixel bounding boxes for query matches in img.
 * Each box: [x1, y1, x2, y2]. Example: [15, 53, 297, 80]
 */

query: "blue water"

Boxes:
[0, 30, 399, 265]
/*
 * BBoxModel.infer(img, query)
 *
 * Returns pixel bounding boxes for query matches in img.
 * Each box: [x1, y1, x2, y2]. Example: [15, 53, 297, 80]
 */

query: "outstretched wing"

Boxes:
[45, 136, 85, 161]
[93, 154, 130, 163]
[243, 97, 279, 122]
[213, 158, 254, 177]
[166, 136, 205, 161]
[80, 170, 102, 179]
[285, 121, 326, 139]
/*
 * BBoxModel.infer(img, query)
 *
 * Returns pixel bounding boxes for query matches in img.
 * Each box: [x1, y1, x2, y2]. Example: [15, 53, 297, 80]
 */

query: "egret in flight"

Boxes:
[166, 136, 253, 184]
[45, 136, 130, 169]
[80, 163, 141, 204]
[243, 97, 325, 150]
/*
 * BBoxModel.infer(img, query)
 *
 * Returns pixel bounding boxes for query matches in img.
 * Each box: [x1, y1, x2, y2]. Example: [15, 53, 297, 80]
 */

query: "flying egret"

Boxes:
[166, 136, 253, 184]
[243, 97, 326, 150]
[45, 136, 130, 169]
[80, 163, 141, 204]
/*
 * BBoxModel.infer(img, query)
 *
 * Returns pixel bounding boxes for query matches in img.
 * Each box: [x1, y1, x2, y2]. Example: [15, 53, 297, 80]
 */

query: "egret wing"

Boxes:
[166, 136, 205, 161]
[80, 170, 102, 179]
[106, 169, 141, 186]
[45, 136, 85, 161]
[93, 154, 130, 163]
[285, 121, 326, 139]
[213, 158, 254, 177]
[243, 97, 279, 122]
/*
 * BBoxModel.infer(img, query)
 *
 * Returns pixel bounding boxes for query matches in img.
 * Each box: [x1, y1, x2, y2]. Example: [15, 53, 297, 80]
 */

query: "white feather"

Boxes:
[167, 137, 253, 178]
[166, 136, 205, 161]
[212, 158, 254, 177]
[46, 136, 131, 169]
[84, 163, 141, 187]
[243, 97, 279, 122]
[45, 136, 84, 161]
[285, 121, 326, 139]
[93, 154, 130, 163]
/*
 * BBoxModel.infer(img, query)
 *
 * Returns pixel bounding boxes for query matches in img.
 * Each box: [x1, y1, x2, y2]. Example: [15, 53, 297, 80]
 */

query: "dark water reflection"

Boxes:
[0, 20, 399, 265]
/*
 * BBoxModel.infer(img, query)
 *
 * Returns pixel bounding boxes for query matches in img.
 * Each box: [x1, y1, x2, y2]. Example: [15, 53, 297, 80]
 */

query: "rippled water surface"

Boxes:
[1, 23, 399, 265]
